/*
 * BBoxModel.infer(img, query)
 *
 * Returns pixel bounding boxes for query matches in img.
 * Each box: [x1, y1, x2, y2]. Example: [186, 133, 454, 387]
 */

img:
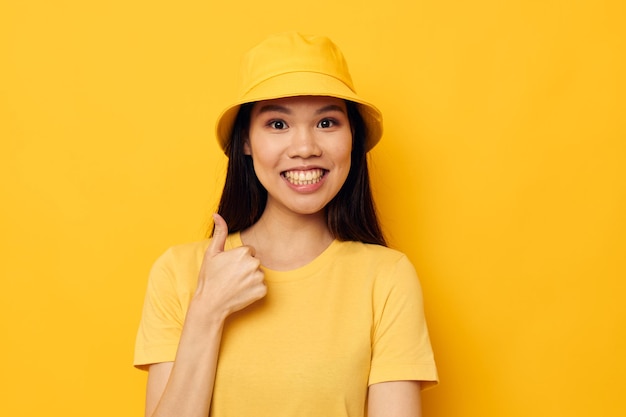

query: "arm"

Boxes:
[144, 214, 266, 417]
[368, 255, 437, 416]
[144, 316, 224, 417]
[145, 362, 172, 417]
[368, 381, 422, 417]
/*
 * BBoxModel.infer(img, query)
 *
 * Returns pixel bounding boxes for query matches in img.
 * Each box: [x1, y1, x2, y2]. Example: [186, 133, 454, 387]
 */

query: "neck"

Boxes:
[240, 207, 334, 271]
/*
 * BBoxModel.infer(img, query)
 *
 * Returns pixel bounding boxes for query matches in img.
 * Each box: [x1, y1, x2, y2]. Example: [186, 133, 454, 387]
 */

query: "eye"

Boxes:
[317, 118, 336, 129]
[269, 120, 288, 130]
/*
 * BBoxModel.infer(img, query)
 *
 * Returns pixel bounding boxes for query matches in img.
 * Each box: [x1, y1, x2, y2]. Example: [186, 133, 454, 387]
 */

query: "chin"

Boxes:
[285, 201, 330, 216]
[292, 206, 327, 216]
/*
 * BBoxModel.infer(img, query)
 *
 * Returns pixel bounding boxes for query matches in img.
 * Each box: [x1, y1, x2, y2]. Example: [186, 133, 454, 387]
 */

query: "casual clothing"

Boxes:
[135, 232, 437, 417]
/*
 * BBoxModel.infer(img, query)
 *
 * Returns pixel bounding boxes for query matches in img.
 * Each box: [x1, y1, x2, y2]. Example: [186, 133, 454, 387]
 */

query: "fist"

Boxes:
[190, 213, 266, 324]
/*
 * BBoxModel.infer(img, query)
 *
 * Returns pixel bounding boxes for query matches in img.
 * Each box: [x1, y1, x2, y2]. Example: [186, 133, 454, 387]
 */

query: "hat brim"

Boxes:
[215, 71, 383, 153]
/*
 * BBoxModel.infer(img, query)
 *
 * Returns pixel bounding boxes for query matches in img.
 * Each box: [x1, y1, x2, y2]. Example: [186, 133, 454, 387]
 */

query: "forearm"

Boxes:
[145, 214, 265, 417]
[148, 315, 225, 417]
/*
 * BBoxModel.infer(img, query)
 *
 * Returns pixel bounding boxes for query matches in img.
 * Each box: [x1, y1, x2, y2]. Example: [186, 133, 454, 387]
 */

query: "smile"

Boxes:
[282, 169, 327, 186]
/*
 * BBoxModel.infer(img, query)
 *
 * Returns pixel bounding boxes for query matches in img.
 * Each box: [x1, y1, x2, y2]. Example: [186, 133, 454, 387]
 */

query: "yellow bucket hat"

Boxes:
[215, 32, 383, 153]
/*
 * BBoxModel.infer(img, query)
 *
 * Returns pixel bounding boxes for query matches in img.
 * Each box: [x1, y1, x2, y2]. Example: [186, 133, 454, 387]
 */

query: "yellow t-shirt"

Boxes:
[135, 233, 438, 417]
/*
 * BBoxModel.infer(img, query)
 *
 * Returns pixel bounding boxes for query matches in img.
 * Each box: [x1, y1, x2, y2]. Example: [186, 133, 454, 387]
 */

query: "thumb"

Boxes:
[208, 213, 229, 256]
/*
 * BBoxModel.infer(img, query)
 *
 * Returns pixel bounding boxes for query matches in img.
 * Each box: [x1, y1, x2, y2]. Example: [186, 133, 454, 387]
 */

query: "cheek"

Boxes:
[248, 142, 282, 183]
[335, 140, 353, 168]
[334, 147, 353, 184]
[249, 140, 281, 167]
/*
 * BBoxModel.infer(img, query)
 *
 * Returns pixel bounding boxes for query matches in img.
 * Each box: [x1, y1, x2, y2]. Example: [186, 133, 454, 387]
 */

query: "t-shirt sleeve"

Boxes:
[134, 248, 185, 369]
[368, 254, 438, 389]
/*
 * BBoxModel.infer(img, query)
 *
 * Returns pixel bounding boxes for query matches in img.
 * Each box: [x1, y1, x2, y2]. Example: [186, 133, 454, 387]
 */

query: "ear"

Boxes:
[243, 140, 252, 155]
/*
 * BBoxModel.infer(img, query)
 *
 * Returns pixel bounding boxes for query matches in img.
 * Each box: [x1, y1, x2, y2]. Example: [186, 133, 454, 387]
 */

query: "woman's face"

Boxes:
[245, 96, 352, 218]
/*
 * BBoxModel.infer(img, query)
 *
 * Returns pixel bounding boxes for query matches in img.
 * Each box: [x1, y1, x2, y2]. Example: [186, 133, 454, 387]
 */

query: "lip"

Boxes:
[281, 167, 328, 192]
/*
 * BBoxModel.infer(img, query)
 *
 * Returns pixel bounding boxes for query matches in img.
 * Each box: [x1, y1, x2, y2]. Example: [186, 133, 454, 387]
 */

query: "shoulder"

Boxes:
[154, 232, 240, 269]
[144, 240, 208, 295]
[331, 241, 420, 290]
[153, 239, 210, 271]
[146, 234, 240, 295]
[336, 241, 414, 271]
[150, 232, 241, 276]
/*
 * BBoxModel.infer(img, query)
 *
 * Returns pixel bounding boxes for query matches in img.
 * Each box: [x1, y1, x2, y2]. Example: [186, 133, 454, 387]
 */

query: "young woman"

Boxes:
[135, 32, 438, 417]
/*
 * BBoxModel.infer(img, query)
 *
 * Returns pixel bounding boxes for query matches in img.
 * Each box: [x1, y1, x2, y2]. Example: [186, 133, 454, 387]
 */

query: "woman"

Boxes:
[135, 32, 438, 417]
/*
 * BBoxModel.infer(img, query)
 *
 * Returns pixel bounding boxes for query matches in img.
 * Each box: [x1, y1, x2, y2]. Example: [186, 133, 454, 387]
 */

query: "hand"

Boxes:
[188, 214, 266, 326]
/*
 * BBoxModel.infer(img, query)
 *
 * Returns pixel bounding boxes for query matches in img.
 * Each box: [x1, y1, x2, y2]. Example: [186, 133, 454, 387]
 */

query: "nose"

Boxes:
[287, 127, 321, 159]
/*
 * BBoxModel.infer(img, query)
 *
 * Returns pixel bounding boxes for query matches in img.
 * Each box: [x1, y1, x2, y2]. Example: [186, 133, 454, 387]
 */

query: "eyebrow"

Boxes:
[315, 104, 346, 115]
[256, 104, 292, 115]
[255, 103, 346, 116]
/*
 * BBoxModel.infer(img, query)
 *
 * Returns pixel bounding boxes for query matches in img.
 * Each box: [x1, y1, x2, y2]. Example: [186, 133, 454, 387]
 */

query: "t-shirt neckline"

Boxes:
[229, 231, 344, 283]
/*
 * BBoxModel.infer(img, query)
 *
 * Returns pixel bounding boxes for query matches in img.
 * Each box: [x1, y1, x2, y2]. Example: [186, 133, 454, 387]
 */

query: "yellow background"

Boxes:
[1, 1, 624, 416]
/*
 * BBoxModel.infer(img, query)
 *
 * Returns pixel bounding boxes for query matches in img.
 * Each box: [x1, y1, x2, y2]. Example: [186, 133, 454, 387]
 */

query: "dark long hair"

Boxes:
[214, 100, 386, 246]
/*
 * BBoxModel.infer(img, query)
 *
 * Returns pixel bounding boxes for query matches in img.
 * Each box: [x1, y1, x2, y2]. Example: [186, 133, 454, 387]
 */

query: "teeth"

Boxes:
[283, 169, 325, 185]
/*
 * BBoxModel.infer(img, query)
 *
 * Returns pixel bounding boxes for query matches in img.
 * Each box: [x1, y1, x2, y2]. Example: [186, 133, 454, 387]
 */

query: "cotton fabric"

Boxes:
[135, 233, 437, 417]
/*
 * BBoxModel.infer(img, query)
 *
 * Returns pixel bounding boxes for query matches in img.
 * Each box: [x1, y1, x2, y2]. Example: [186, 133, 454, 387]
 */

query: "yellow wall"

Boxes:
[1, 1, 624, 416]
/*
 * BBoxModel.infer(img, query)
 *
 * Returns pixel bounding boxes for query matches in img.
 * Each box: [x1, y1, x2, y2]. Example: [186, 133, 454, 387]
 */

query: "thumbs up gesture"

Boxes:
[188, 214, 266, 326]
